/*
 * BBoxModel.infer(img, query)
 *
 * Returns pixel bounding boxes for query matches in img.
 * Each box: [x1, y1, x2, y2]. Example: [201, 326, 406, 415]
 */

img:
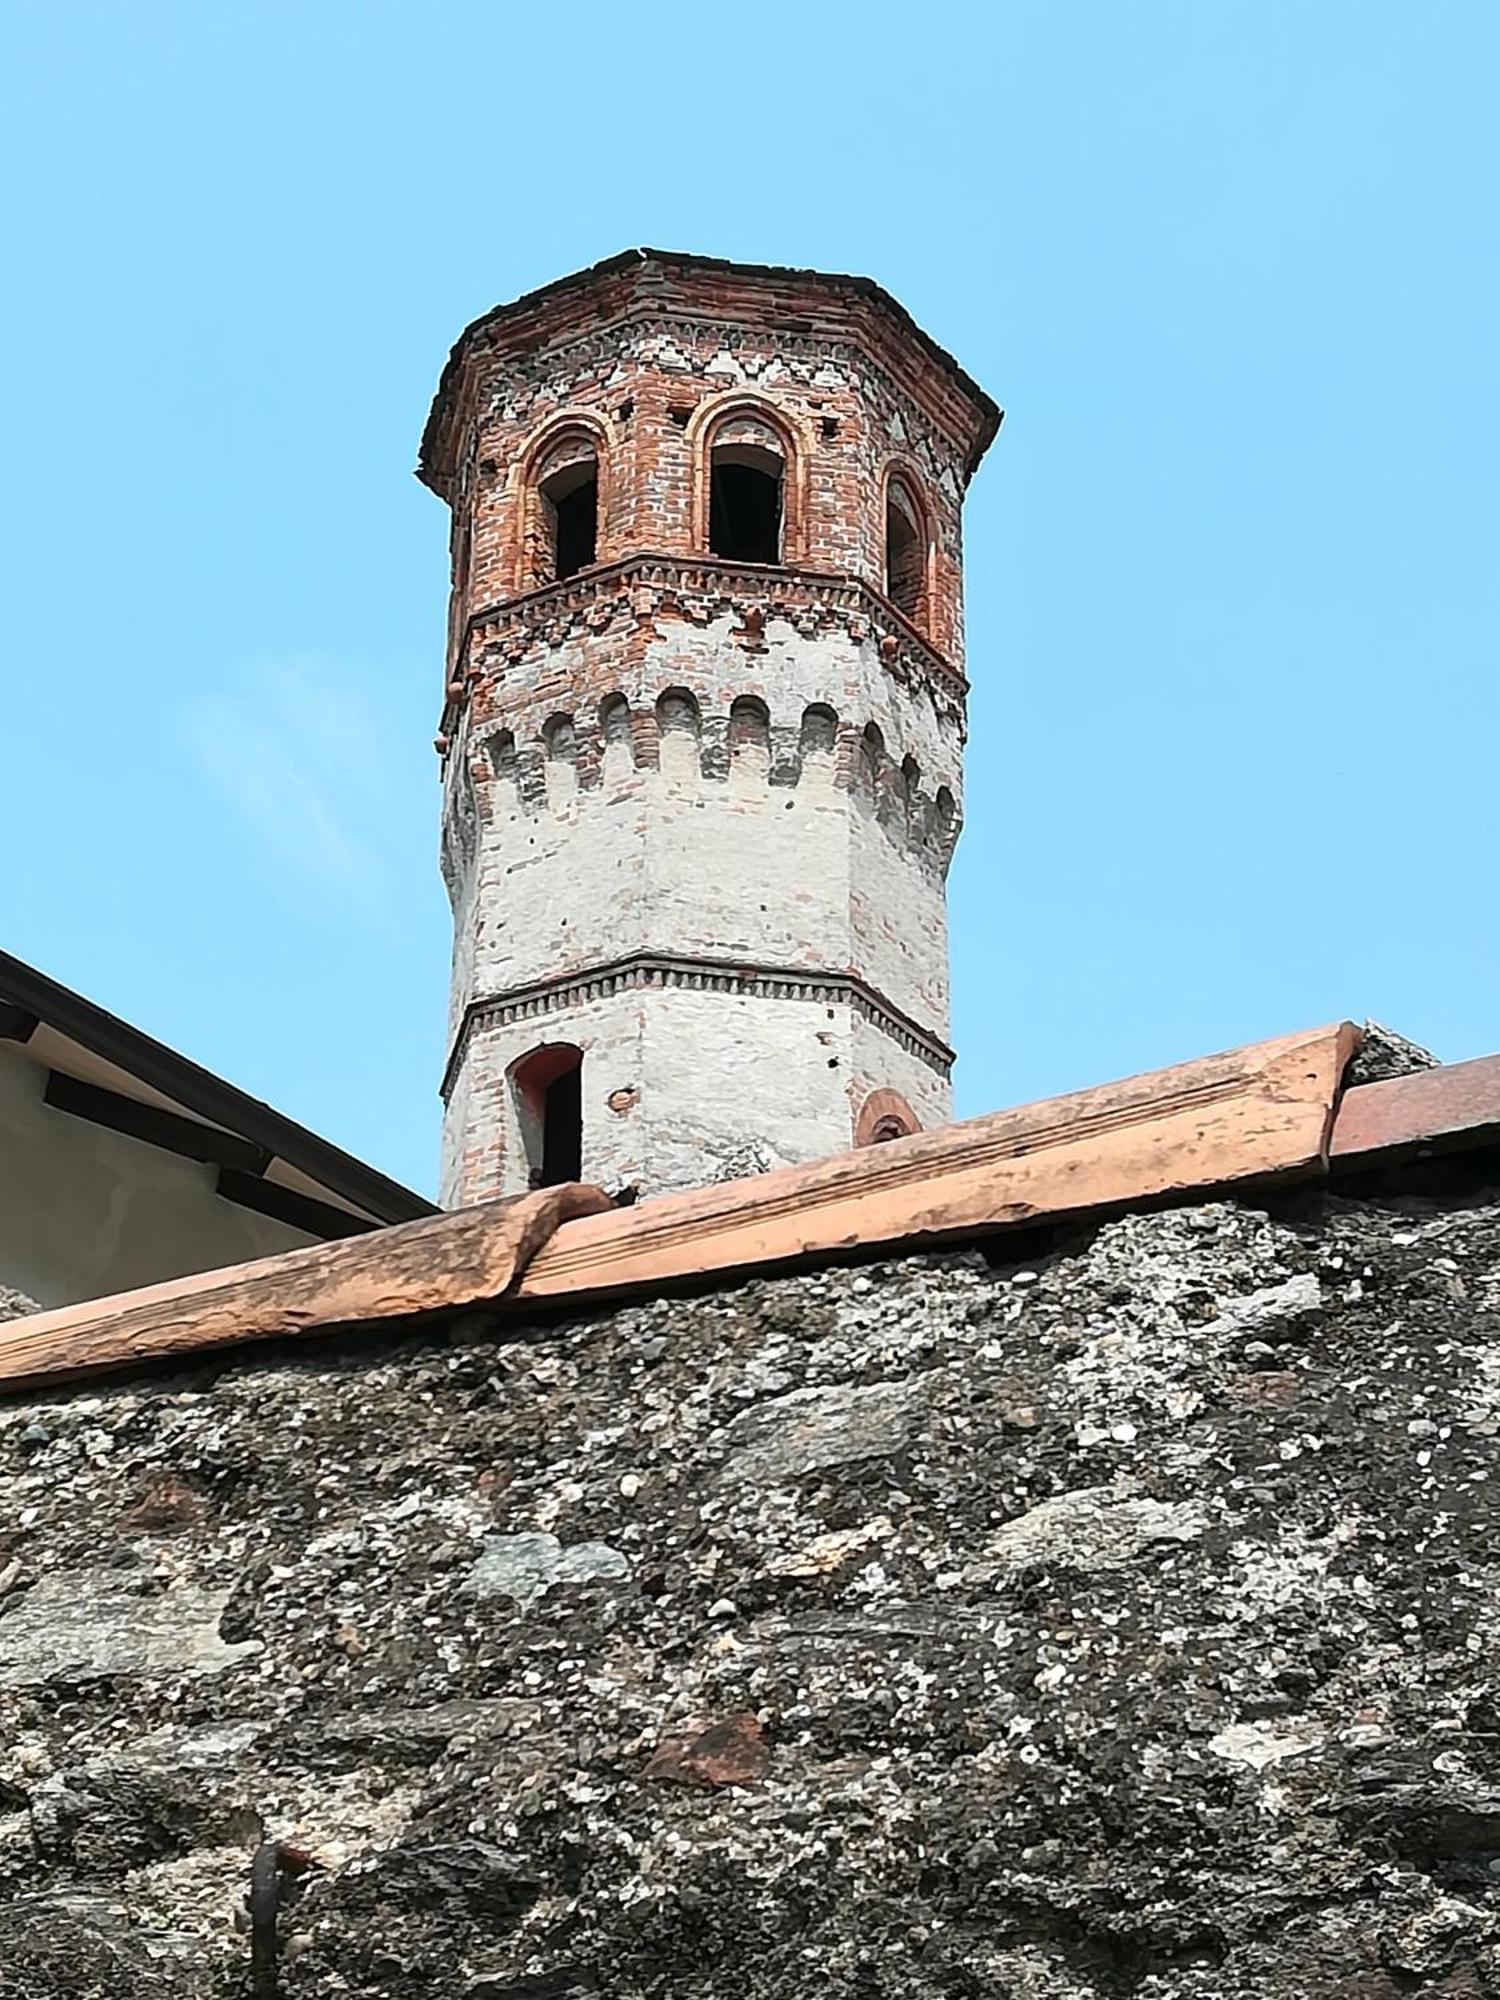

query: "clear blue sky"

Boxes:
[4, 3, 1496, 1198]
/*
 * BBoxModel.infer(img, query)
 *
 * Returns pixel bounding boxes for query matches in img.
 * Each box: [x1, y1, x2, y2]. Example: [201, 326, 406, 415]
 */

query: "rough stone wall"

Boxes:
[6, 1176, 1500, 1996]
[440, 606, 959, 1203]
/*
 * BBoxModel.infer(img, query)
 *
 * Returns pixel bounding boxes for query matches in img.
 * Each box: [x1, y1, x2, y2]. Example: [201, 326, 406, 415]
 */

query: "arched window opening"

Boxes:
[510, 1043, 583, 1188]
[539, 712, 579, 809]
[859, 721, 887, 798]
[488, 729, 518, 779]
[599, 692, 632, 745]
[728, 695, 771, 756]
[856, 1088, 920, 1148]
[709, 423, 783, 565]
[799, 703, 837, 757]
[535, 440, 599, 584]
[598, 693, 634, 773]
[655, 687, 701, 738]
[728, 695, 771, 788]
[540, 712, 576, 761]
[932, 784, 959, 864]
[655, 686, 702, 785]
[885, 478, 926, 625]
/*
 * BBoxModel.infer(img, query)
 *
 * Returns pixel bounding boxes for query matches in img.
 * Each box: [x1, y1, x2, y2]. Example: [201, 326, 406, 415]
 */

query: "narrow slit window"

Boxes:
[510, 1044, 583, 1187]
[537, 450, 598, 582]
[885, 481, 925, 624]
[709, 442, 782, 564]
[540, 1060, 582, 1184]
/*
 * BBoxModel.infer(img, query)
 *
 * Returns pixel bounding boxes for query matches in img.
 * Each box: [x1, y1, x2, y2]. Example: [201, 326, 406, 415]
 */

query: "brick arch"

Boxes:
[881, 459, 933, 636]
[514, 409, 614, 595]
[507, 1041, 584, 1188]
[933, 783, 959, 856]
[857, 719, 888, 804]
[800, 702, 838, 758]
[653, 685, 702, 784]
[855, 1088, 921, 1147]
[540, 711, 576, 757]
[686, 391, 810, 565]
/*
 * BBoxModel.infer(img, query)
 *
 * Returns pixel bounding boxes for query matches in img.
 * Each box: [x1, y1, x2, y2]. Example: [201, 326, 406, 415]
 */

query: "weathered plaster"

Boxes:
[5, 1186, 1500, 1994]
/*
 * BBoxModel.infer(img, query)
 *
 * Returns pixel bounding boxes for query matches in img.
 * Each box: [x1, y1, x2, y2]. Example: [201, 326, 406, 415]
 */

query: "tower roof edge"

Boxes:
[416, 247, 1002, 496]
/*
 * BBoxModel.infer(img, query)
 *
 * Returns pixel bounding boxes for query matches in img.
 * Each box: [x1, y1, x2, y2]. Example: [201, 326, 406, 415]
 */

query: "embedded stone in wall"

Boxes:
[0, 1575, 256, 1689]
[5, 1188, 1500, 1991]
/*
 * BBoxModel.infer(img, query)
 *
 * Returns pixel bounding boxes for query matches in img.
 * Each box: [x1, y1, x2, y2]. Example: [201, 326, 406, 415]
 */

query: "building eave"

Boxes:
[417, 247, 1003, 498]
[0, 949, 436, 1233]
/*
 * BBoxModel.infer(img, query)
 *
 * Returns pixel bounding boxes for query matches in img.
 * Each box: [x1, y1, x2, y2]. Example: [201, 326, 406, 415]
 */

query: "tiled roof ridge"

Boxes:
[5, 1021, 1499, 1395]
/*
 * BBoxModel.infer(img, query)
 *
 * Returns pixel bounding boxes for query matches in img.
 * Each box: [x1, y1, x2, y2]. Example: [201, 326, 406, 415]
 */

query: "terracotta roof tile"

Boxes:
[1330, 1050, 1500, 1164]
[516, 1022, 1359, 1305]
[0, 1024, 1371, 1393]
[0, 1183, 610, 1395]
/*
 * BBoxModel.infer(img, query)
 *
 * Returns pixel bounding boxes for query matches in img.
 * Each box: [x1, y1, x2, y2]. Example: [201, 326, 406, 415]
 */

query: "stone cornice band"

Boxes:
[441, 554, 967, 746]
[442, 952, 955, 1100]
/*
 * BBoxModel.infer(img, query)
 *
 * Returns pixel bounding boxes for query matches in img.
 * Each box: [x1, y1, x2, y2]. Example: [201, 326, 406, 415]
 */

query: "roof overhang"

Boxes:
[0, 950, 435, 1240]
[418, 247, 1003, 499]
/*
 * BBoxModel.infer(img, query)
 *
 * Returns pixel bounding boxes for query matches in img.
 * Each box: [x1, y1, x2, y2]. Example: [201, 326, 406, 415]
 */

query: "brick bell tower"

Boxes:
[419, 250, 999, 1206]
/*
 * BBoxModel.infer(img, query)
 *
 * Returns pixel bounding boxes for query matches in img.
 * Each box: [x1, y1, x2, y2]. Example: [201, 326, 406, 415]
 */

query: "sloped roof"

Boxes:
[0, 949, 435, 1238]
[10, 1018, 1496, 1395]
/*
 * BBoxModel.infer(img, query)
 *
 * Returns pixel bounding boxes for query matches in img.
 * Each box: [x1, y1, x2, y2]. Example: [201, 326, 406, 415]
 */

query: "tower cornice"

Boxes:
[437, 552, 969, 753]
[418, 247, 1002, 500]
[442, 954, 957, 1103]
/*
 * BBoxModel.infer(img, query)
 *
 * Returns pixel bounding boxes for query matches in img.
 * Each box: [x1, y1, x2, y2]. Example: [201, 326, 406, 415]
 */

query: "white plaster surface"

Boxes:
[441, 985, 933, 1206]
[440, 612, 960, 1203]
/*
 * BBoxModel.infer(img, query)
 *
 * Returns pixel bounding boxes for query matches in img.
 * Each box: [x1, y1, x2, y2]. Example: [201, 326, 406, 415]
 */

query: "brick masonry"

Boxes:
[423, 252, 999, 1202]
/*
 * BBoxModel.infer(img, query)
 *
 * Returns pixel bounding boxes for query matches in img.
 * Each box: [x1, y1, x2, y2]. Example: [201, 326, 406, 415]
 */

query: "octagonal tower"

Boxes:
[420, 250, 1000, 1205]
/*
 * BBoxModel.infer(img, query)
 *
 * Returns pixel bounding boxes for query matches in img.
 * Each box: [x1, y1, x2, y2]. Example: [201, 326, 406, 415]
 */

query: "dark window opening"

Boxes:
[510, 1043, 583, 1188]
[886, 487, 924, 623]
[540, 1061, 582, 1184]
[856, 1088, 920, 1148]
[710, 445, 782, 564]
[538, 457, 598, 582]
